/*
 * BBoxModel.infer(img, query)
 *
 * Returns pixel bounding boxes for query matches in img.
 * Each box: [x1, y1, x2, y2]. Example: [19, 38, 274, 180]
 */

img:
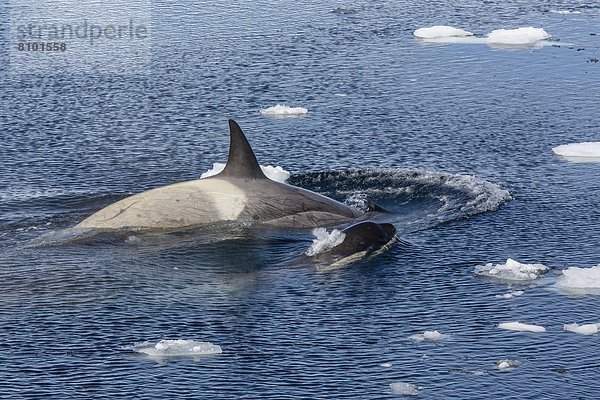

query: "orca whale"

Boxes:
[76, 120, 363, 230]
[302, 221, 397, 268]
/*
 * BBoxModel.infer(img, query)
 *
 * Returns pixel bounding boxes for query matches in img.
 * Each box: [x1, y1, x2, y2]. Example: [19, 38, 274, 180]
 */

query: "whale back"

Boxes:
[217, 119, 268, 180]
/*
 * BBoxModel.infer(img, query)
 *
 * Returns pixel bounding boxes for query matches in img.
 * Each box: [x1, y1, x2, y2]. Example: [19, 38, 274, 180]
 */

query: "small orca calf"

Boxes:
[302, 221, 397, 269]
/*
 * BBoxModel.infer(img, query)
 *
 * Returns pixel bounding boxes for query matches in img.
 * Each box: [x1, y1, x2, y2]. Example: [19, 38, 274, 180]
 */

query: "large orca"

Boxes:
[76, 120, 363, 230]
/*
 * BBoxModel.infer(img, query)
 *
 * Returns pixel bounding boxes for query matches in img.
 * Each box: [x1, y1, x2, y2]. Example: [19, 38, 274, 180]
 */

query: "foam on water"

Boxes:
[552, 142, 600, 161]
[556, 265, 600, 294]
[564, 323, 600, 336]
[486, 27, 550, 45]
[409, 330, 447, 341]
[200, 162, 291, 183]
[390, 382, 422, 396]
[304, 228, 346, 256]
[498, 322, 546, 333]
[260, 104, 308, 116]
[128, 339, 222, 357]
[474, 258, 548, 281]
[413, 25, 473, 39]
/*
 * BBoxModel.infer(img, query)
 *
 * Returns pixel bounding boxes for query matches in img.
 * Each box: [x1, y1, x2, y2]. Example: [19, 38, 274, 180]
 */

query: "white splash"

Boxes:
[552, 142, 600, 160]
[129, 339, 222, 357]
[556, 265, 600, 292]
[487, 27, 550, 45]
[380, 362, 393, 368]
[390, 382, 422, 396]
[201, 162, 291, 183]
[498, 322, 546, 333]
[413, 25, 473, 38]
[260, 104, 308, 116]
[409, 330, 447, 341]
[563, 323, 600, 335]
[474, 258, 548, 281]
[304, 228, 346, 257]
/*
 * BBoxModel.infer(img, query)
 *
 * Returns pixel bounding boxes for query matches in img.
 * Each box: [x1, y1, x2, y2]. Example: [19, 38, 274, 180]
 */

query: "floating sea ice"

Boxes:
[556, 265, 600, 292]
[390, 382, 422, 396]
[305, 228, 346, 256]
[498, 322, 546, 333]
[474, 258, 548, 281]
[552, 142, 600, 159]
[551, 10, 582, 15]
[260, 104, 308, 116]
[496, 359, 522, 371]
[409, 330, 446, 341]
[201, 162, 291, 183]
[495, 290, 525, 299]
[413, 25, 473, 38]
[130, 339, 222, 357]
[487, 27, 550, 45]
[564, 323, 600, 336]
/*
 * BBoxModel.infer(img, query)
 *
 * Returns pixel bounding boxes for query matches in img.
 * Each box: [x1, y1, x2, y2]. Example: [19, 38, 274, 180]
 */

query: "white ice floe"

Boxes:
[564, 323, 600, 336]
[495, 290, 525, 299]
[552, 142, 600, 161]
[413, 25, 473, 39]
[474, 258, 548, 281]
[496, 359, 522, 371]
[556, 265, 600, 294]
[487, 27, 550, 45]
[260, 104, 308, 116]
[409, 330, 447, 341]
[390, 382, 422, 396]
[498, 321, 546, 333]
[129, 339, 222, 357]
[201, 162, 291, 183]
[305, 228, 346, 256]
[551, 10, 582, 15]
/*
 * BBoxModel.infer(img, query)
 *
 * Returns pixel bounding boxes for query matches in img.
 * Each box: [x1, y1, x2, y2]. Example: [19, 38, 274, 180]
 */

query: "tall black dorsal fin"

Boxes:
[218, 120, 268, 179]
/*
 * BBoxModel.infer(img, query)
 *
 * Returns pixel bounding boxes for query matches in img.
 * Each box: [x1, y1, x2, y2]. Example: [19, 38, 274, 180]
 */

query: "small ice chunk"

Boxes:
[201, 163, 291, 183]
[487, 27, 550, 45]
[495, 290, 525, 299]
[390, 382, 422, 396]
[551, 10, 582, 15]
[475, 258, 548, 281]
[552, 142, 600, 159]
[409, 330, 446, 341]
[498, 322, 546, 333]
[564, 323, 599, 335]
[260, 104, 308, 116]
[496, 359, 522, 370]
[131, 339, 222, 357]
[414, 25, 472, 38]
[304, 228, 346, 256]
[556, 265, 600, 291]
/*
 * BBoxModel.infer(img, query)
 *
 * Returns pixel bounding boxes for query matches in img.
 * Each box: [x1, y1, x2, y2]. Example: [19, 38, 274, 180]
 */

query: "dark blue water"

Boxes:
[1, 1, 599, 398]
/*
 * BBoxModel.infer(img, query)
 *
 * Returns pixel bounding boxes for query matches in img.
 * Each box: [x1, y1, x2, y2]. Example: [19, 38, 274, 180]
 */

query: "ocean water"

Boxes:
[1, 1, 599, 398]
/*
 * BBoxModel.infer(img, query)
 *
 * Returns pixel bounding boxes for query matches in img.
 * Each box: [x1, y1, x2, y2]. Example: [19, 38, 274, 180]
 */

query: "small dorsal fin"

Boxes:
[217, 119, 268, 180]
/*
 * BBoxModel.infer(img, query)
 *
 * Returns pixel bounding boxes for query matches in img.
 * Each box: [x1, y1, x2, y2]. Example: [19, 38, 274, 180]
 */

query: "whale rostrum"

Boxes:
[76, 120, 362, 230]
